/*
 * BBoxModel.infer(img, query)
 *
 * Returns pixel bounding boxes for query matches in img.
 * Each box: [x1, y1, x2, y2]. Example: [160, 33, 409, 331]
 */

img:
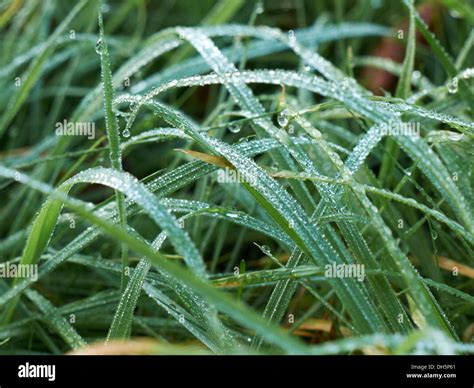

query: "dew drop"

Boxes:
[447, 78, 458, 94]
[277, 109, 290, 127]
[255, 1, 264, 14]
[261, 245, 271, 255]
[431, 230, 438, 240]
[229, 122, 242, 133]
[95, 39, 103, 55]
[288, 30, 296, 43]
[122, 129, 130, 138]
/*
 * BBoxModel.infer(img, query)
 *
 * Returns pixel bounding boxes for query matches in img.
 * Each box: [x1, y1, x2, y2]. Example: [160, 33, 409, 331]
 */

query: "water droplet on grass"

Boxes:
[447, 78, 458, 94]
[229, 122, 241, 133]
[122, 129, 130, 138]
[261, 245, 271, 255]
[95, 39, 103, 54]
[277, 109, 290, 127]
[288, 30, 296, 43]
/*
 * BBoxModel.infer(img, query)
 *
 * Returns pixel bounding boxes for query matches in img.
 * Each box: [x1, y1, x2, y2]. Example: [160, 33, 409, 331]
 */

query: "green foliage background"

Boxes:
[0, 0, 473, 355]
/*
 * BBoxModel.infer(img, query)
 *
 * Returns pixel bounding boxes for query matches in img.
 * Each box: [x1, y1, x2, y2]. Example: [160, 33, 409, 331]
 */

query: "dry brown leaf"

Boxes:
[175, 149, 234, 169]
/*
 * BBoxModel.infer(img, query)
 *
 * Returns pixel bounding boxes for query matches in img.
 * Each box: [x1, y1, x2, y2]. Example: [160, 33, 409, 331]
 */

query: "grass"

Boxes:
[0, 0, 473, 355]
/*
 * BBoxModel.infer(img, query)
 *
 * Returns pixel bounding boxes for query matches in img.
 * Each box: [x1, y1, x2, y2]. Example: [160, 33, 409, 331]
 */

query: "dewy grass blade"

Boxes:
[97, 9, 129, 292]
[378, 0, 416, 187]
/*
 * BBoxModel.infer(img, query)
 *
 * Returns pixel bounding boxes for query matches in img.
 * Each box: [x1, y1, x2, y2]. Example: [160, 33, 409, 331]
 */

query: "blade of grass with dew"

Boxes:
[97, 9, 129, 291]
[379, 0, 416, 188]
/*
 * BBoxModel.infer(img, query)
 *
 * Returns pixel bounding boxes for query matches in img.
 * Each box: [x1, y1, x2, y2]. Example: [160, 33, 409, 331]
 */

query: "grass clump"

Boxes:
[0, 0, 473, 355]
